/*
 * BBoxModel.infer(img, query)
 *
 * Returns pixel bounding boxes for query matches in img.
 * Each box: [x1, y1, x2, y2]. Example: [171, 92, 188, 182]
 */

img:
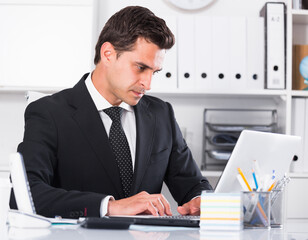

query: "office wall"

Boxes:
[97, 0, 264, 27]
[0, 93, 26, 167]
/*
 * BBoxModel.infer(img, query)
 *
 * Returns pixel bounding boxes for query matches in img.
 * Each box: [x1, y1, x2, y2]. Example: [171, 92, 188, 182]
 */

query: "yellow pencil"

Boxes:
[237, 168, 252, 191]
[267, 181, 276, 191]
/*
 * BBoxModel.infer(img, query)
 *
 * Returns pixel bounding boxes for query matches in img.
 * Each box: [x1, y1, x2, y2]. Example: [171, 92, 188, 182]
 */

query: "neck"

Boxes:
[92, 67, 122, 106]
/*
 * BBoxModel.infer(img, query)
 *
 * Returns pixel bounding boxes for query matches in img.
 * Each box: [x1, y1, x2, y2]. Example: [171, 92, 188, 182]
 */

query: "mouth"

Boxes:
[132, 89, 145, 98]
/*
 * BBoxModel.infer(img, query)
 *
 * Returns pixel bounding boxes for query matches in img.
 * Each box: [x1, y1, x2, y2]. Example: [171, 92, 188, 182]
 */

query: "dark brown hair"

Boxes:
[94, 6, 175, 64]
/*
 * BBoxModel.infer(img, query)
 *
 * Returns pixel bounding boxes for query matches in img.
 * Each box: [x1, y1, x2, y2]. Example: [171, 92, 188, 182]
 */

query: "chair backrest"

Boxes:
[26, 91, 48, 105]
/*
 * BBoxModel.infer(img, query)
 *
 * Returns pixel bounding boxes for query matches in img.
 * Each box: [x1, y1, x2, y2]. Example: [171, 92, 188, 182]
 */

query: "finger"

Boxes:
[177, 206, 189, 215]
[145, 201, 159, 216]
[157, 195, 172, 216]
[150, 194, 172, 216]
[153, 197, 165, 216]
[189, 206, 200, 216]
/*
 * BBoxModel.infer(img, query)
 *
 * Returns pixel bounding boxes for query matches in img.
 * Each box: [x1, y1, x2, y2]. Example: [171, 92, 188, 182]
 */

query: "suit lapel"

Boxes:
[69, 76, 124, 198]
[131, 99, 156, 195]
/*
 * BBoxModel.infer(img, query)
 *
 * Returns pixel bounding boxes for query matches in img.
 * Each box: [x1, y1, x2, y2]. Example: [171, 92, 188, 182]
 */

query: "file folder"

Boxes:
[151, 16, 177, 92]
[195, 16, 212, 90]
[246, 17, 265, 90]
[261, 2, 286, 89]
[290, 98, 305, 172]
[304, 98, 308, 172]
[211, 17, 230, 90]
[178, 16, 195, 91]
[229, 17, 246, 91]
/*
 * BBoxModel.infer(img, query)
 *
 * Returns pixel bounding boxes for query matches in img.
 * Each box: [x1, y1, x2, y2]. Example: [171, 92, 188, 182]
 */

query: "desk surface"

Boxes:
[1, 221, 308, 240]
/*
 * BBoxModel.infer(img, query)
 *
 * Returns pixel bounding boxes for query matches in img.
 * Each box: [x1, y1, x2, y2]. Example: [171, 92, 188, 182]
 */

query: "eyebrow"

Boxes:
[136, 62, 162, 72]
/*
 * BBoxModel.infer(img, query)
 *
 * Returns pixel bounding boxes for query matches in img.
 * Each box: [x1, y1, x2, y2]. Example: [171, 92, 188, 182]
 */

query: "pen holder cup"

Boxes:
[270, 189, 284, 228]
[243, 191, 271, 229]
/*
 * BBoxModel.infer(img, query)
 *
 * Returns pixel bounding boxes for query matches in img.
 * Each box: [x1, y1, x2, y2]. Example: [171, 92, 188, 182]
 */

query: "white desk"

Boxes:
[1, 221, 308, 240]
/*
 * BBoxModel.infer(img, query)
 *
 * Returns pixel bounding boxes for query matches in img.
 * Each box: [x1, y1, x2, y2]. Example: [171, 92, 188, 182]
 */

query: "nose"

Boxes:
[140, 72, 152, 91]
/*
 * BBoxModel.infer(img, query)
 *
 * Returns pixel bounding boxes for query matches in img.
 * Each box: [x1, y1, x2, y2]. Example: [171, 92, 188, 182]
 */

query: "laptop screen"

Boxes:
[215, 130, 301, 193]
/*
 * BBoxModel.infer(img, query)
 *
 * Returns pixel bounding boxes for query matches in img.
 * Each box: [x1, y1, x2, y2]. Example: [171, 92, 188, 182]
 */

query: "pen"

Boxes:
[253, 159, 261, 173]
[271, 170, 276, 181]
[253, 160, 262, 189]
[267, 170, 276, 191]
[237, 168, 252, 191]
[252, 169, 259, 190]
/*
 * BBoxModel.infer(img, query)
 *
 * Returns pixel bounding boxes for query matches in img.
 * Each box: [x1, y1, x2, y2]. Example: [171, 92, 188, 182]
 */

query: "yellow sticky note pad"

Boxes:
[200, 191, 243, 231]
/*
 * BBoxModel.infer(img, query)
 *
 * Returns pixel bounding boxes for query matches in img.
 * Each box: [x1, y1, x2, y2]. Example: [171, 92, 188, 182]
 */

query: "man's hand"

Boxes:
[177, 197, 201, 216]
[107, 191, 172, 216]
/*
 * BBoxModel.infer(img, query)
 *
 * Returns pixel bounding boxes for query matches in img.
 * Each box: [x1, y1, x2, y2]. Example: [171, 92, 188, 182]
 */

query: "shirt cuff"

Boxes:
[191, 195, 201, 201]
[100, 195, 115, 217]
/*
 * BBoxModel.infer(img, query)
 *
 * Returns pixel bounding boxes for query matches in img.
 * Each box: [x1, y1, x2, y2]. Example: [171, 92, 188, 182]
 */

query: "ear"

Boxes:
[100, 42, 116, 65]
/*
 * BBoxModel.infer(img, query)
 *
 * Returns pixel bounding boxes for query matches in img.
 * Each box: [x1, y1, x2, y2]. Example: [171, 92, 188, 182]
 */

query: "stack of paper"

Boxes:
[200, 192, 243, 231]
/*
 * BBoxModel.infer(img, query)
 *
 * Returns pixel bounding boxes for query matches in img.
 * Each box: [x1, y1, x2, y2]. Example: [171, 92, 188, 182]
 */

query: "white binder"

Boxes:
[261, 2, 286, 89]
[195, 16, 212, 90]
[178, 16, 195, 91]
[246, 17, 265, 90]
[304, 98, 308, 172]
[290, 98, 305, 172]
[229, 17, 246, 91]
[211, 17, 230, 90]
[151, 16, 177, 92]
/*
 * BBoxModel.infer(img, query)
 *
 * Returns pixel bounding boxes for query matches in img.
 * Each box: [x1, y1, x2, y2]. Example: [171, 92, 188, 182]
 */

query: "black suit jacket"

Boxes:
[12, 73, 212, 218]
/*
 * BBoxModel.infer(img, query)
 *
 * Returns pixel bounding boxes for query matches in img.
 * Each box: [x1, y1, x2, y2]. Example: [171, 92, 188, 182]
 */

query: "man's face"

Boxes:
[103, 38, 165, 106]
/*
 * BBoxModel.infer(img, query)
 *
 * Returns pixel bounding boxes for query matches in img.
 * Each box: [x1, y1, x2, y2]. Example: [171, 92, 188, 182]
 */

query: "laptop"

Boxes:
[215, 130, 301, 192]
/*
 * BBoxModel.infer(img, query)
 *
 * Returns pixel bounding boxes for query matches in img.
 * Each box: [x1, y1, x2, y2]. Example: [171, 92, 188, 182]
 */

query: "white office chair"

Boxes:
[26, 91, 48, 105]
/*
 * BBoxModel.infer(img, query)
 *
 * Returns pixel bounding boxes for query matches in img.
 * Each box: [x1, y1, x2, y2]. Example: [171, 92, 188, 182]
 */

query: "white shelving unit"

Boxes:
[0, 86, 61, 94]
[149, 89, 288, 97]
[292, 90, 308, 96]
[162, 0, 308, 220]
[292, 9, 308, 24]
[284, 1, 308, 221]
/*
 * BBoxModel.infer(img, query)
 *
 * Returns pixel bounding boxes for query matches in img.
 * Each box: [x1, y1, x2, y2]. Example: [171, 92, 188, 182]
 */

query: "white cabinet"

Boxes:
[0, 0, 96, 89]
[285, 173, 308, 220]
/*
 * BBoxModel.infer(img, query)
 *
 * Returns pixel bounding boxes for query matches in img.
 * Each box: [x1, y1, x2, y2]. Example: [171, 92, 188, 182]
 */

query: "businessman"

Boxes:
[12, 6, 212, 218]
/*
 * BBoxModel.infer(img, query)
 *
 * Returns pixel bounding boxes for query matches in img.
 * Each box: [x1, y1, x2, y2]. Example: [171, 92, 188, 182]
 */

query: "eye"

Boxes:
[137, 65, 145, 71]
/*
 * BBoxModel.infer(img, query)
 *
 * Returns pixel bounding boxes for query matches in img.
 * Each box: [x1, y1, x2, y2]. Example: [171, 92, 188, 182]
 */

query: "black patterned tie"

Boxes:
[103, 107, 133, 198]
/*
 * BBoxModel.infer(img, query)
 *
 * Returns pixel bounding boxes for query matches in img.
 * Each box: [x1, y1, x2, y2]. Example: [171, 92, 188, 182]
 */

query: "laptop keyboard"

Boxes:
[157, 215, 200, 220]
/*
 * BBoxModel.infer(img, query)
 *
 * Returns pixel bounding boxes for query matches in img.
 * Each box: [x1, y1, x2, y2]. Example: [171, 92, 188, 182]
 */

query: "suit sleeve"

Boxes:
[13, 100, 105, 218]
[164, 102, 213, 206]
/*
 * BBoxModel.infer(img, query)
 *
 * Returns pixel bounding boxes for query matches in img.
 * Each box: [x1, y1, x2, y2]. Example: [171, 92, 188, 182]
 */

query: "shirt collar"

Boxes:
[85, 72, 133, 113]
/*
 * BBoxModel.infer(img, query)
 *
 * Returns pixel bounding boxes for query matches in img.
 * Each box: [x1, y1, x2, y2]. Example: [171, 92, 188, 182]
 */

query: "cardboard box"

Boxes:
[293, 45, 308, 90]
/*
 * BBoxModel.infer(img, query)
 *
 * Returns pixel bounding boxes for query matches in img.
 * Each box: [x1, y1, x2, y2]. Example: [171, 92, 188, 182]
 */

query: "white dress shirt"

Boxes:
[85, 73, 136, 216]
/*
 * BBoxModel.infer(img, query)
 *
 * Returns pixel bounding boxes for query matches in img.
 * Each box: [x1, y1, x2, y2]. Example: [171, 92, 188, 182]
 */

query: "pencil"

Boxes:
[237, 168, 252, 191]
[267, 181, 276, 191]
[252, 169, 259, 190]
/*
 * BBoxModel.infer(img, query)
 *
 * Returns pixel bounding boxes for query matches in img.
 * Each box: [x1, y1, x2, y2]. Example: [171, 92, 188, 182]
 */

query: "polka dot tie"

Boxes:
[103, 107, 133, 198]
